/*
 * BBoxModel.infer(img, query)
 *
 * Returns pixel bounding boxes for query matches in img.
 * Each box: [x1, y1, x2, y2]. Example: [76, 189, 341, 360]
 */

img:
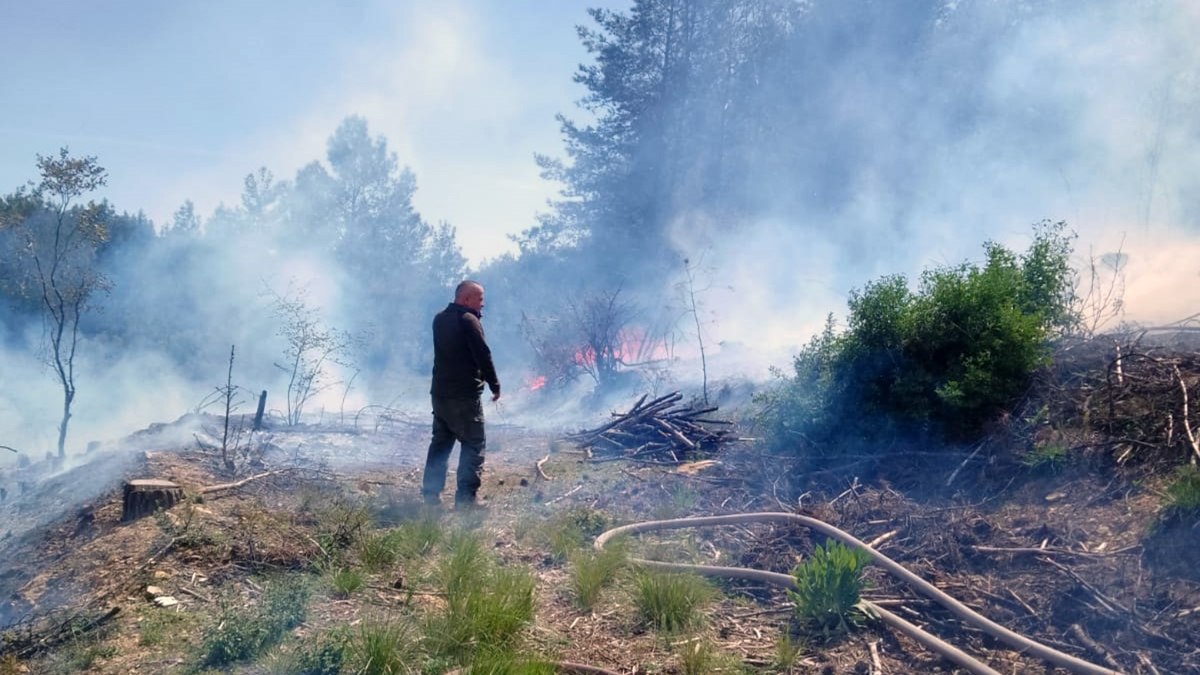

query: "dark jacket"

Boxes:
[430, 303, 500, 398]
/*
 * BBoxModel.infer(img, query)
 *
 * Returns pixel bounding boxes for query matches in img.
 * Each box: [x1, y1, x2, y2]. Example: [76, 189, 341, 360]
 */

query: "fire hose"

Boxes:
[591, 513, 1123, 675]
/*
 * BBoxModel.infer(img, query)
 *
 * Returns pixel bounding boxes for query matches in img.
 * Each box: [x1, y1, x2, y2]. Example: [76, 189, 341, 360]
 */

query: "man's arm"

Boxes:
[462, 313, 501, 400]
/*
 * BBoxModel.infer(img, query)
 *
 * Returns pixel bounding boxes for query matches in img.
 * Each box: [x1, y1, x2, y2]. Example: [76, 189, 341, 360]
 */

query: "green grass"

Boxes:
[462, 648, 557, 674]
[349, 621, 419, 675]
[329, 566, 365, 597]
[1021, 443, 1069, 471]
[773, 630, 805, 669]
[678, 639, 740, 674]
[392, 515, 443, 559]
[632, 571, 717, 633]
[424, 532, 537, 662]
[1156, 461, 1200, 526]
[569, 539, 628, 610]
[1165, 464, 1200, 518]
[788, 540, 870, 636]
[138, 609, 193, 646]
[357, 530, 401, 571]
[535, 507, 609, 563]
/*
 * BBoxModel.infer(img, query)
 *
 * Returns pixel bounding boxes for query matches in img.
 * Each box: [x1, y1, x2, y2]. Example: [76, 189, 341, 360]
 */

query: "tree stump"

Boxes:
[121, 479, 184, 522]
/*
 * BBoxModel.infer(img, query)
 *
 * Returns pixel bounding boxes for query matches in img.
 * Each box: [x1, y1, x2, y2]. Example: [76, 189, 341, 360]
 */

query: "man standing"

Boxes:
[422, 280, 500, 509]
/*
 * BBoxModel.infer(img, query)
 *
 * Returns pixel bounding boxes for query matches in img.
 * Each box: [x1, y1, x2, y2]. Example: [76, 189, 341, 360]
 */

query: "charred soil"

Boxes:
[0, 404, 1197, 674]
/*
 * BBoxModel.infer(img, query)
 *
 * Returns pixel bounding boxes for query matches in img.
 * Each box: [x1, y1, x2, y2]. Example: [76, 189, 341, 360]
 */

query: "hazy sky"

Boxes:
[0, 0, 628, 265]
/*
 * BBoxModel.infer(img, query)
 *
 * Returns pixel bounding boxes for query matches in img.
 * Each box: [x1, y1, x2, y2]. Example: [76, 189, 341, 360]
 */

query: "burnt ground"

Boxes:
[0, 412, 1198, 674]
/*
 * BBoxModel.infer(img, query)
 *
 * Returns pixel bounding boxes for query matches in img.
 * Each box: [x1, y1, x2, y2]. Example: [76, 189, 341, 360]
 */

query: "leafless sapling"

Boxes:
[268, 284, 356, 426]
[2, 149, 110, 457]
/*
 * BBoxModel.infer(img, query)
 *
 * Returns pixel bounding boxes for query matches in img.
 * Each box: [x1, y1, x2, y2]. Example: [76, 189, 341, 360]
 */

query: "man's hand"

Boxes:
[491, 385, 501, 402]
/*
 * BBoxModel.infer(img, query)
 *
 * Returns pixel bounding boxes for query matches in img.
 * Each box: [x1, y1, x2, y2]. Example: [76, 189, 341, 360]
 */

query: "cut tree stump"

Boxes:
[122, 479, 184, 522]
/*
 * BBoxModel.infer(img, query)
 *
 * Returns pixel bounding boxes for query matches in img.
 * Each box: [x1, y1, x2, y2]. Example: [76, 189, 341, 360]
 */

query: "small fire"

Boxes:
[527, 375, 547, 391]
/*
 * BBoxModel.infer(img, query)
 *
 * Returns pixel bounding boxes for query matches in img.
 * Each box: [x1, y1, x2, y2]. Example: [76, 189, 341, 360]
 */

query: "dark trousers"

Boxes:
[422, 395, 486, 503]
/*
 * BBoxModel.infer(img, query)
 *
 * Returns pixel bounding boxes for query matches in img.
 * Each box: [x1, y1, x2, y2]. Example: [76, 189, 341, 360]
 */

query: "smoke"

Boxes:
[663, 0, 1200, 377]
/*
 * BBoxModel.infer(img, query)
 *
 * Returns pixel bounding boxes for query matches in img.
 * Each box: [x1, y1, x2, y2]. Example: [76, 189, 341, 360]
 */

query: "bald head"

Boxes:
[455, 280, 485, 314]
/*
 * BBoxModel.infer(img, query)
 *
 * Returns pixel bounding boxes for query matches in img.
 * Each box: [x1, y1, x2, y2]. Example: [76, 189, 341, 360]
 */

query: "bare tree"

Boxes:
[1074, 239, 1127, 338]
[268, 284, 355, 426]
[1, 149, 109, 457]
[677, 254, 714, 404]
[569, 286, 640, 390]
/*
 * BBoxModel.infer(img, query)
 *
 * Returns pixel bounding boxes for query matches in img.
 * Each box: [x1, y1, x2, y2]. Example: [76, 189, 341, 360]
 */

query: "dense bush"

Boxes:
[760, 222, 1077, 452]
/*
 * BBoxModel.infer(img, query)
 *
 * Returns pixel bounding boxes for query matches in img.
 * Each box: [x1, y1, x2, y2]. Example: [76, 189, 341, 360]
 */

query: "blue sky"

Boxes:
[0, 1, 629, 264]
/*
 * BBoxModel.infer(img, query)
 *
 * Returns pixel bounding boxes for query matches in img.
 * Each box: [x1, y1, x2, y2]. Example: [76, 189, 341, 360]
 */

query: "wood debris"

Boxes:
[563, 392, 737, 464]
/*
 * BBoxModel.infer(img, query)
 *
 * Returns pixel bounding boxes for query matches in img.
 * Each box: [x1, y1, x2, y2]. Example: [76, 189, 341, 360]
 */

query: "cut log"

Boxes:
[122, 479, 184, 522]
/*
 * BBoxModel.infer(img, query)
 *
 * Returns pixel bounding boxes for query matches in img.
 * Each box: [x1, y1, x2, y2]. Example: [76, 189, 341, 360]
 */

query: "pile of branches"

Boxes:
[564, 392, 736, 463]
[1030, 325, 1200, 466]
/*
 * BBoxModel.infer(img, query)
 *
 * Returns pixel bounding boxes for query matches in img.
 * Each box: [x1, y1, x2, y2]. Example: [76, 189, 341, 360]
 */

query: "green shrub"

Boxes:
[632, 571, 717, 633]
[788, 540, 870, 636]
[292, 630, 351, 675]
[199, 578, 311, 667]
[760, 222, 1077, 451]
[569, 539, 628, 610]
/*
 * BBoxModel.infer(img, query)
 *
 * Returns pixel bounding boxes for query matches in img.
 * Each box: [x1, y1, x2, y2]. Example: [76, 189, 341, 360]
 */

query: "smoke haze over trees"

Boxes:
[1, 0, 1198, 458]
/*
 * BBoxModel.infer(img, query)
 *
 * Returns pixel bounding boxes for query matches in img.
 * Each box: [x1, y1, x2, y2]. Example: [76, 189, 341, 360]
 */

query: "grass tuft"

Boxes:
[632, 571, 717, 633]
[1164, 464, 1200, 519]
[329, 566, 365, 597]
[356, 530, 401, 571]
[678, 639, 739, 674]
[424, 531, 537, 662]
[569, 539, 628, 610]
[349, 621, 418, 675]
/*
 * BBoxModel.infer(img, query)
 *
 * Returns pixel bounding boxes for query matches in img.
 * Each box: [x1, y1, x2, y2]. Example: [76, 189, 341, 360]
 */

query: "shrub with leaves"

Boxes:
[292, 629, 351, 675]
[788, 540, 871, 635]
[199, 578, 311, 667]
[760, 222, 1078, 451]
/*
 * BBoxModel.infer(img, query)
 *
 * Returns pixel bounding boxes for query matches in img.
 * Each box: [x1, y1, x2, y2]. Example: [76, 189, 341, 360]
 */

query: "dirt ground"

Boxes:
[1, 412, 1198, 674]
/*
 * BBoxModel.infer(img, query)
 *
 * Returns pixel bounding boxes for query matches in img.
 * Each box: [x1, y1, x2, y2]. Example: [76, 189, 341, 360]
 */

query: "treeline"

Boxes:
[0, 119, 468, 455]
[1, 117, 465, 377]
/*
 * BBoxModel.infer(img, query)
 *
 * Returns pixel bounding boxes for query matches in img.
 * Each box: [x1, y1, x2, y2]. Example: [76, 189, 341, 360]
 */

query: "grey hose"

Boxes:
[595, 513, 1122, 675]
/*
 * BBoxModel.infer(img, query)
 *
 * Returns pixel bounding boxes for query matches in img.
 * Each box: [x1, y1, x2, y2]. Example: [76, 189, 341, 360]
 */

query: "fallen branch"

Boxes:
[546, 484, 583, 505]
[198, 470, 285, 495]
[536, 454, 552, 481]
